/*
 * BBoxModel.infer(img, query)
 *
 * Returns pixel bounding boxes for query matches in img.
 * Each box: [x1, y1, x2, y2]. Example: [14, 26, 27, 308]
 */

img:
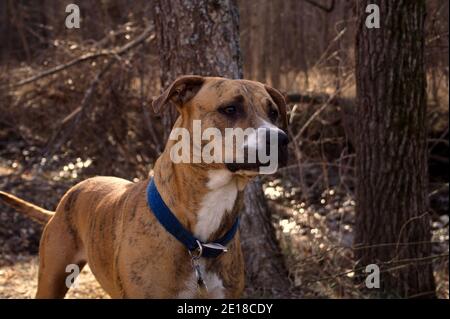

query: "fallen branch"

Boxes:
[6, 26, 155, 89]
[299, 252, 448, 287]
[292, 78, 354, 141]
[42, 59, 115, 159]
[303, 0, 335, 13]
[39, 29, 156, 159]
[286, 92, 354, 107]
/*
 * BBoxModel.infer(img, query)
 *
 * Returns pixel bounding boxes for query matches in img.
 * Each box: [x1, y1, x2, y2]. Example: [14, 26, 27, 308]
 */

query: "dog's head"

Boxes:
[152, 75, 289, 176]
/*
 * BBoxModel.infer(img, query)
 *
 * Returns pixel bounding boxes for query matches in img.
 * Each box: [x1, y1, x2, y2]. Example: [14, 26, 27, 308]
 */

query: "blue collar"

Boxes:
[146, 178, 239, 258]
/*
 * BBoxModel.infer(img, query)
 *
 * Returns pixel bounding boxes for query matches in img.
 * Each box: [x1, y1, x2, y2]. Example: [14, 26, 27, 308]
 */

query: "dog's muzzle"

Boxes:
[226, 129, 289, 173]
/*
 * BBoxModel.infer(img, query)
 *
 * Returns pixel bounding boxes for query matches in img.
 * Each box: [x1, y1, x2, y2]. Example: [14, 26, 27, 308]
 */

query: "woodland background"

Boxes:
[0, 0, 448, 298]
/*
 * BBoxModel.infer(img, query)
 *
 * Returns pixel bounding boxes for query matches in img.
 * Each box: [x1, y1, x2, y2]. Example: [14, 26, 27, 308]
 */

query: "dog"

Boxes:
[0, 75, 289, 299]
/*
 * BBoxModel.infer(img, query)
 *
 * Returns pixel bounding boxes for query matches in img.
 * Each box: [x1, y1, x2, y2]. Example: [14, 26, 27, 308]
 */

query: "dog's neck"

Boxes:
[153, 149, 248, 242]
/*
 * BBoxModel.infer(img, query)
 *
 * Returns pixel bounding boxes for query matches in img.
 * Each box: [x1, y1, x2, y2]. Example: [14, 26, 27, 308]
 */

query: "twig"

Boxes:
[429, 126, 449, 154]
[293, 240, 446, 270]
[5, 26, 155, 89]
[300, 253, 448, 286]
[42, 59, 115, 159]
[294, 77, 352, 141]
[287, 124, 310, 201]
[393, 212, 431, 261]
[303, 0, 335, 13]
[138, 56, 162, 155]
[40, 29, 156, 160]
[310, 26, 347, 71]
[287, 92, 339, 105]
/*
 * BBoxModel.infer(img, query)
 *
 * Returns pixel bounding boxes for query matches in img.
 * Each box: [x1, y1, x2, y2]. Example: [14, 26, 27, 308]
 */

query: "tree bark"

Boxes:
[154, 0, 242, 140]
[153, 0, 289, 297]
[355, 0, 436, 298]
[240, 180, 291, 296]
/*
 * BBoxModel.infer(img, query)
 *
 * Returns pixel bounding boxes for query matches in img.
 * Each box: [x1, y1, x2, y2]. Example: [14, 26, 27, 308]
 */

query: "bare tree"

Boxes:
[354, 0, 436, 298]
[153, 0, 290, 296]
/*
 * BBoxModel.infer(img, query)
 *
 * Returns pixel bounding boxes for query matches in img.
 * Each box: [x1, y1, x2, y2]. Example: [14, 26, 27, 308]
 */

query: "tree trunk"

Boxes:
[240, 180, 291, 296]
[154, 0, 242, 141]
[355, 0, 436, 298]
[153, 0, 289, 297]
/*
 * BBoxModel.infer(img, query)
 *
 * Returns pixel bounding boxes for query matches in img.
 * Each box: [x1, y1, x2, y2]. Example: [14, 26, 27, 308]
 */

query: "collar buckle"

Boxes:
[189, 241, 229, 259]
[189, 240, 203, 259]
[202, 242, 228, 252]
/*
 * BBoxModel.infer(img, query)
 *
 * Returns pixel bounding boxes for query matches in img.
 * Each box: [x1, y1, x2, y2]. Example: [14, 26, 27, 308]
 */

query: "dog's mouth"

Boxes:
[226, 162, 260, 173]
[225, 145, 288, 175]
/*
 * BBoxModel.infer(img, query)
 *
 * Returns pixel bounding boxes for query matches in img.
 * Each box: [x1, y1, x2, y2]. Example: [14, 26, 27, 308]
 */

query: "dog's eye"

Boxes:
[219, 105, 237, 116]
[269, 109, 279, 122]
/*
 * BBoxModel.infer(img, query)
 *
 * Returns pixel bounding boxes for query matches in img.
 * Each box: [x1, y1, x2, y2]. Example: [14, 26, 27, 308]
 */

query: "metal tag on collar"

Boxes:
[202, 242, 228, 252]
[189, 240, 208, 292]
[192, 258, 207, 291]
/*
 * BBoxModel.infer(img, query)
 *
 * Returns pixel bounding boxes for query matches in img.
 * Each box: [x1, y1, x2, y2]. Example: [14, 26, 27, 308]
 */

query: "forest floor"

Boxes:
[0, 255, 108, 299]
[0, 153, 448, 299]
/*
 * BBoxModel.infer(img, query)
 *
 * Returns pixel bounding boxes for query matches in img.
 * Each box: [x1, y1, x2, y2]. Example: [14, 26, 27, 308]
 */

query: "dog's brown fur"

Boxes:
[0, 76, 287, 299]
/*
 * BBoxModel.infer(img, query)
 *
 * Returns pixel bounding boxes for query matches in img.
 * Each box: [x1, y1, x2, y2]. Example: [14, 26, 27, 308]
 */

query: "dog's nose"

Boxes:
[277, 131, 289, 146]
[266, 130, 289, 147]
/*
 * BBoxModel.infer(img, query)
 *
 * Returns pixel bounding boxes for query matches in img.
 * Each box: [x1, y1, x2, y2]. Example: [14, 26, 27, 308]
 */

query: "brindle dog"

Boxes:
[0, 75, 288, 298]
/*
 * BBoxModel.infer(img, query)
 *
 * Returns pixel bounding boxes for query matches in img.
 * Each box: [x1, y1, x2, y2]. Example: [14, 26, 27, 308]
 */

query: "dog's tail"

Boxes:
[0, 191, 54, 224]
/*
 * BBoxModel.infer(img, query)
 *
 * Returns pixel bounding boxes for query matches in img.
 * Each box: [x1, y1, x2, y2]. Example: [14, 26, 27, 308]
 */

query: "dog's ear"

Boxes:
[152, 75, 205, 113]
[265, 85, 288, 129]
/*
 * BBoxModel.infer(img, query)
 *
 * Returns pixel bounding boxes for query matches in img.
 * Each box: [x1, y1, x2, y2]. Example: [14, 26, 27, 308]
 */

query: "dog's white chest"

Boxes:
[176, 170, 238, 299]
[194, 170, 238, 242]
